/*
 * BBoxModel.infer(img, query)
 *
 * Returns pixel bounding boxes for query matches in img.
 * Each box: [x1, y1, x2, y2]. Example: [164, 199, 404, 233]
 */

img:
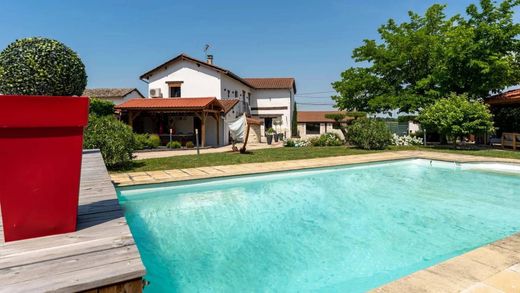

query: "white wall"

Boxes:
[220, 75, 252, 114]
[297, 122, 346, 140]
[147, 60, 221, 98]
[251, 88, 294, 137]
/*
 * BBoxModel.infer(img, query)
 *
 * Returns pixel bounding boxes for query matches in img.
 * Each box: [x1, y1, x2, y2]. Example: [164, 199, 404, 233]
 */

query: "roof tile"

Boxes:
[244, 78, 295, 91]
[115, 97, 218, 110]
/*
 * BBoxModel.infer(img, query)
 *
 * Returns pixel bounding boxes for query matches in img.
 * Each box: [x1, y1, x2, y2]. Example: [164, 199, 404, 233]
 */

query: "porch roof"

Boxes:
[486, 89, 520, 106]
[115, 97, 228, 112]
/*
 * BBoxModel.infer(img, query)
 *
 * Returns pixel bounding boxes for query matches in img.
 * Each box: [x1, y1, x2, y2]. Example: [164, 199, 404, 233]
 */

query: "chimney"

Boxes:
[206, 54, 214, 65]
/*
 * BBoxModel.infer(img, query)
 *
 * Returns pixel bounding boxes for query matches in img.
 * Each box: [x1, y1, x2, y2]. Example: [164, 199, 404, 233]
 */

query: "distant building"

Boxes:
[297, 111, 353, 139]
[82, 88, 145, 105]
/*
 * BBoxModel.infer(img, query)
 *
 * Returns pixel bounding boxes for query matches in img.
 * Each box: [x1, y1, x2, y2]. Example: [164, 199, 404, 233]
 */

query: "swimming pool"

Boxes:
[117, 159, 520, 292]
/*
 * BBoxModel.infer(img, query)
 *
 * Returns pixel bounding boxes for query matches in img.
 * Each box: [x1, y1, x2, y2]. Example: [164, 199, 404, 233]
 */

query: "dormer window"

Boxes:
[166, 81, 183, 98]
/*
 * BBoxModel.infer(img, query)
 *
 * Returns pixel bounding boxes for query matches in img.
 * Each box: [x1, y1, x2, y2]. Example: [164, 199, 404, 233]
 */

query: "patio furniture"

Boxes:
[501, 132, 520, 150]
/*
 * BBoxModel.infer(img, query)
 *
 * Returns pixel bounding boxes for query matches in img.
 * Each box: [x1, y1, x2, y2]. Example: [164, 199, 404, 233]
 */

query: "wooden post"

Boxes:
[212, 113, 220, 146]
[200, 112, 207, 147]
[240, 123, 251, 154]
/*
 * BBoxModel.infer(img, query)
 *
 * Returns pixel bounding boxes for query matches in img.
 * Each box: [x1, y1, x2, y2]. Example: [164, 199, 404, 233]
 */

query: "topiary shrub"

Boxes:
[167, 141, 182, 149]
[347, 118, 392, 150]
[185, 141, 194, 148]
[89, 98, 114, 116]
[84, 115, 135, 169]
[0, 37, 87, 96]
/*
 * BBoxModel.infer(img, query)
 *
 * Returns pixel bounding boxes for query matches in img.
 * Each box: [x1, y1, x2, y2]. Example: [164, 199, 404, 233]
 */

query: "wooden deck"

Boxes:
[0, 150, 145, 292]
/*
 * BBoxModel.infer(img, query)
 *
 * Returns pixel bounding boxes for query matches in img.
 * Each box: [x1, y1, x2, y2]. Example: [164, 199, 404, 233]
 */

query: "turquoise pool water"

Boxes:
[117, 159, 520, 292]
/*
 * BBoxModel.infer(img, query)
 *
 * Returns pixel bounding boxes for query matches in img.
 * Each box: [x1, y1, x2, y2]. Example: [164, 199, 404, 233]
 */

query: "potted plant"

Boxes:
[273, 130, 279, 143]
[278, 131, 284, 141]
[0, 38, 88, 242]
[266, 127, 275, 145]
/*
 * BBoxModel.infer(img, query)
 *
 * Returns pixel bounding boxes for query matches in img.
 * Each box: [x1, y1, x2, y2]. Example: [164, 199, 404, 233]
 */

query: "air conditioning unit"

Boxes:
[149, 88, 162, 98]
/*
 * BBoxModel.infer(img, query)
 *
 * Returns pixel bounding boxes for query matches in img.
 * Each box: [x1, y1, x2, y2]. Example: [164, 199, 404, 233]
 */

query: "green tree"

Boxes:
[291, 102, 298, 137]
[332, 0, 520, 113]
[89, 98, 115, 116]
[418, 94, 494, 144]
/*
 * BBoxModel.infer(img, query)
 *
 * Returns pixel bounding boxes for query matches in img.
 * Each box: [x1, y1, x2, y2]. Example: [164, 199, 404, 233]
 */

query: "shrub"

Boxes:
[284, 139, 296, 147]
[186, 141, 194, 148]
[167, 141, 182, 149]
[284, 138, 310, 147]
[148, 134, 161, 148]
[267, 128, 275, 135]
[310, 133, 344, 146]
[418, 93, 494, 143]
[347, 118, 392, 150]
[391, 134, 423, 146]
[84, 115, 135, 169]
[89, 98, 114, 116]
[0, 37, 87, 96]
[133, 133, 161, 149]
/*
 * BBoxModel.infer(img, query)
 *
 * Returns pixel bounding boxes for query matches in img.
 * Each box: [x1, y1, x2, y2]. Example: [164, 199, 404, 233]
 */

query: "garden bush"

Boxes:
[89, 98, 114, 116]
[186, 141, 194, 148]
[310, 133, 344, 146]
[148, 134, 161, 148]
[167, 141, 182, 149]
[133, 133, 161, 149]
[284, 138, 310, 147]
[391, 134, 423, 146]
[347, 118, 392, 150]
[84, 115, 135, 169]
[0, 37, 87, 96]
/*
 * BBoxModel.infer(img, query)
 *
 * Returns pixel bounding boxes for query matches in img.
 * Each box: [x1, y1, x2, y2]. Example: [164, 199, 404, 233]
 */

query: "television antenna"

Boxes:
[203, 44, 211, 55]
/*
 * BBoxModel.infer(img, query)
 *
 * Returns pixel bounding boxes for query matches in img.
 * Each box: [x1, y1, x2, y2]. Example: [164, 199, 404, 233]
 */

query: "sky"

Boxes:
[0, 0, 507, 110]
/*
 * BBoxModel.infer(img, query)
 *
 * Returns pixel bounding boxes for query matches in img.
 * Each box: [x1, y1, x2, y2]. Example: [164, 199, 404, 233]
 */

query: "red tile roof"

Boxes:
[297, 111, 354, 123]
[219, 99, 240, 113]
[486, 89, 520, 105]
[115, 97, 220, 110]
[244, 78, 296, 92]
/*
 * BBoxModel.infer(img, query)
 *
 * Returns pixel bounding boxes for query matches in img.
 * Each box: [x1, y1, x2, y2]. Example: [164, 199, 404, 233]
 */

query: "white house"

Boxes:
[116, 53, 296, 147]
[82, 88, 145, 105]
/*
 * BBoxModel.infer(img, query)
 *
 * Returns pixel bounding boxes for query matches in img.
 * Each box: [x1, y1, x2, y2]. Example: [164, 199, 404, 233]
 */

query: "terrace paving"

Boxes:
[113, 150, 520, 292]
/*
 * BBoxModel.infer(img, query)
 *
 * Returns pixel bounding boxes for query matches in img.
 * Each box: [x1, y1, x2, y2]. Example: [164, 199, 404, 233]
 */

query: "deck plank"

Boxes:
[0, 151, 145, 292]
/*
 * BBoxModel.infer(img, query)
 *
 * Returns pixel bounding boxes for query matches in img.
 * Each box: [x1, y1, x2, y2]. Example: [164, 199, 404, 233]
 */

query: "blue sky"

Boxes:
[0, 0, 507, 110]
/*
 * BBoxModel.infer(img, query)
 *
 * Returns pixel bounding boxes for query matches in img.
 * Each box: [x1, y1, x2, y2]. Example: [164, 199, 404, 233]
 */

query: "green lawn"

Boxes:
[115, 145, 520, 173]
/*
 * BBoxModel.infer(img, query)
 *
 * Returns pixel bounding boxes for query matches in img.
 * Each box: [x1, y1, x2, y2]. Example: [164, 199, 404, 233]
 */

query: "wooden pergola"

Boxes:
[115, 97, 230, 147]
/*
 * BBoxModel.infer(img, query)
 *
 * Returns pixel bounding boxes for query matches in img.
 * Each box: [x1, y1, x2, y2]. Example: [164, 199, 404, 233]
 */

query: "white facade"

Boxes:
[107, 90, 143, 105]
[251, 89, 294, 137]
[141, 54, 295, 146]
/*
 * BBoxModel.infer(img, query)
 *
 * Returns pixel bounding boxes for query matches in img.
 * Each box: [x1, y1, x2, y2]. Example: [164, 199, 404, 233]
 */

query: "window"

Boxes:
[227, 90, 230, 98]
[306, 123, 320, 135]
[166, 81, 183, 98]
[169, 86, 181, 98]
[234, 91, 238, 98]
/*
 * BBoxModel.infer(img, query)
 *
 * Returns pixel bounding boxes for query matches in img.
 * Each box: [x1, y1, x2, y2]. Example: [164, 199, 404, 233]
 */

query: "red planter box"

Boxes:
[0, 95, 89, 242]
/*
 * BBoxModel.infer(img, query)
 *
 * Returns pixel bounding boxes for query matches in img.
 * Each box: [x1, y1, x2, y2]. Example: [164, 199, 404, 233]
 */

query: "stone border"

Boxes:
[111, 150, 520, 292]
